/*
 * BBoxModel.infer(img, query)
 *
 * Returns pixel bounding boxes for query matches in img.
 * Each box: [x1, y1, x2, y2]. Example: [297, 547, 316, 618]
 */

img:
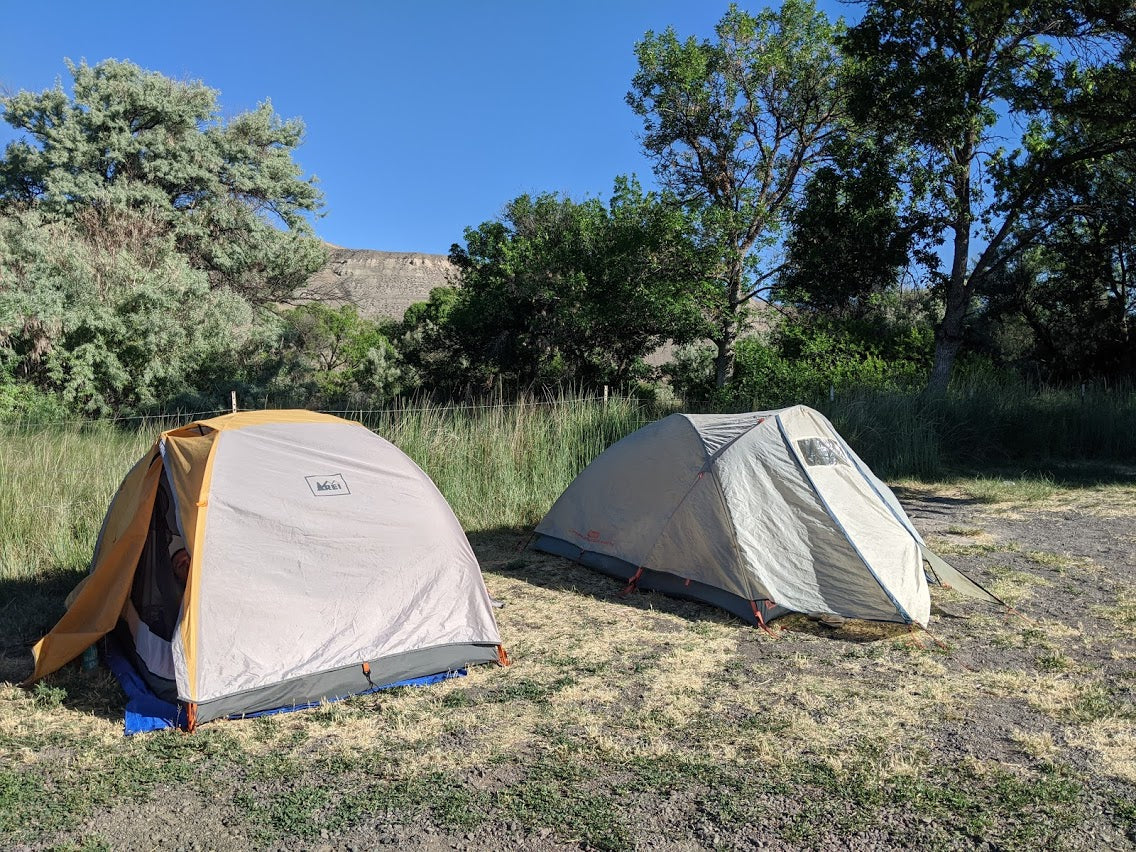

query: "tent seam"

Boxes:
[642, 415, 767, 605]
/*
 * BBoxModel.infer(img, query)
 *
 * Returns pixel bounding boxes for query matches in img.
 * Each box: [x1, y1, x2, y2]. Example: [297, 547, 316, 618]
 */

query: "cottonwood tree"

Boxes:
[444, 179, 707, 390]
[982, 149, 1136, 380]
[778, 134, 924, 315]
[843, 0, 1136, 393]
[628, 1, 845, 387]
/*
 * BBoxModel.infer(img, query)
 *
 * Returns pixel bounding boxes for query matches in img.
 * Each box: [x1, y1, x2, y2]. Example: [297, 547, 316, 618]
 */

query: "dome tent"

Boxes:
[533, 406, 997, 628]
[27, 410, 507, 731]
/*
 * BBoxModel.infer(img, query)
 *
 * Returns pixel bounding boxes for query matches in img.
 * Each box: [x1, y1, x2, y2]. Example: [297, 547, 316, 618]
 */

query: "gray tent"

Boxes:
[533, 406, 996, 628]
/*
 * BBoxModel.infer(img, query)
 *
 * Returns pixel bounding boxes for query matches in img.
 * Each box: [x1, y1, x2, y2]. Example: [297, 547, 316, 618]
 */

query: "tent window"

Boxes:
[797, 438, 848, 467]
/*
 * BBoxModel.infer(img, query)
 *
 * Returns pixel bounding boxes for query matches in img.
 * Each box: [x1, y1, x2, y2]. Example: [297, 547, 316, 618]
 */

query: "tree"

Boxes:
[0, 206, 267, 414]
[443, 179, 707, 390]
[843, 0, 1136, 393]
[628, 1, 845, 387]
[0, 59, 328, 413]
[393, 286, 466, 393]
[0, 59, 326, 306]
[778, 134, 923, 314]
[278, 303, 404, 405]
[981, 150, 1136, 380]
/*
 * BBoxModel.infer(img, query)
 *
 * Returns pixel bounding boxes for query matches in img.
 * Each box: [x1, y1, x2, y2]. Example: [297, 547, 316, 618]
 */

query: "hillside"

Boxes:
[300, 245, 455, 320]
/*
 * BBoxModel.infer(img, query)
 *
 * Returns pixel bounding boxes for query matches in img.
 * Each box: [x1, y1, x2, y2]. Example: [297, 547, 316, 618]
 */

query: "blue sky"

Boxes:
[1, 1, 854, 255]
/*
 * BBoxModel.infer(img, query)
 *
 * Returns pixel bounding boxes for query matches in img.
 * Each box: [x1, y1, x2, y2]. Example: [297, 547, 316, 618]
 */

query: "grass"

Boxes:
[822, 380, 1136, 479]
[2, 395, 1135, 848]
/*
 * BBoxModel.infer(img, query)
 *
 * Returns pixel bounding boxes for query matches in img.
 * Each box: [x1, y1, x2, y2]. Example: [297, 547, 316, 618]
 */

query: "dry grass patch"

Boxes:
[926, 535, 1019, 558]
[1065, 718, 1136, 784]
[1024, 549, 1100, 575]
[896, 474, 1136, 518]
[1010, 728, 1060, 762]
[1092, 589, 1136, 632]
[985, 566, 1053, 604]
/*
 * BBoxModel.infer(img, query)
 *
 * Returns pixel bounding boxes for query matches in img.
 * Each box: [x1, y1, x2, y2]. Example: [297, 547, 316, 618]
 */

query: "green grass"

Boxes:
[2, 394, 1135, 849]
[821, 381, 1136, 478]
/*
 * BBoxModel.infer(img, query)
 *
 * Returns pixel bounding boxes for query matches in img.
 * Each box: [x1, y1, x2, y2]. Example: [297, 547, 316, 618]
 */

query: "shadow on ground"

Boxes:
[469, 527, 908, 644]
[1, 565, 128, 724]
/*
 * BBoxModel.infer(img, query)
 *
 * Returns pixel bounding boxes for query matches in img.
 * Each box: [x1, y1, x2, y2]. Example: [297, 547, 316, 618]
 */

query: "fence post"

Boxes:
[231, 390, 238, 413]
[603, 385, 609, 406]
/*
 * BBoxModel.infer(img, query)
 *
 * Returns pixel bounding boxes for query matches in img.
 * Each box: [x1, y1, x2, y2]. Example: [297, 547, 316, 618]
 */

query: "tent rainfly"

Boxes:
[27, 410, 507, 730]
[533, 406, 998, 628]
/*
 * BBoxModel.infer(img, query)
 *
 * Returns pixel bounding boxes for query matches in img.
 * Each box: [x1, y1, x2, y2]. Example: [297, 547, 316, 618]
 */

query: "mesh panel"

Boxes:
[797, 438, 849, 467]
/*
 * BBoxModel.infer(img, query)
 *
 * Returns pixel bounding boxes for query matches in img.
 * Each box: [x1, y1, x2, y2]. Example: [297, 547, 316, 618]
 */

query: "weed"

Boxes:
[32, 682, 67, 708]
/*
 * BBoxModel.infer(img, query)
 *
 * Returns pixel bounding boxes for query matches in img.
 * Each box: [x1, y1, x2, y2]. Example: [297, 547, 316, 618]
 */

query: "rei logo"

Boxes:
[305, 474, 351, 496]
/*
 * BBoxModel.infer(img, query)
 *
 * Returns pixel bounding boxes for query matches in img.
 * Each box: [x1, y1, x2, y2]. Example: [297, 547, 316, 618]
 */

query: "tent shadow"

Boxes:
[1, 570, 128, 725]
[0, 567, 87, 685]
[469, 527, 908, 644]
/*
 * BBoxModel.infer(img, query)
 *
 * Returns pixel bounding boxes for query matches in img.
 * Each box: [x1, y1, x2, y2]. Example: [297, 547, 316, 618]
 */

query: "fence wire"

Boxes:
[0, 395, 626, 429]
[0, 395, 646, 489]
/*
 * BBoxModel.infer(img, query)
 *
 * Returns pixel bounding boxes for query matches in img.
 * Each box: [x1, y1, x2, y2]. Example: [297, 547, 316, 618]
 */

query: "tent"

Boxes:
[27, 410, 507, 730]
[533, 406, 997, 628]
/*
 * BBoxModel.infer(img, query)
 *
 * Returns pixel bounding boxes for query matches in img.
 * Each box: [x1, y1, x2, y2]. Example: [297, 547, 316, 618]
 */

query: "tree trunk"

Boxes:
[927, 267, 969, 395]
[714, 332, 736, 389]
[927, 330, 962, 395]
[927, 181, 974, 395]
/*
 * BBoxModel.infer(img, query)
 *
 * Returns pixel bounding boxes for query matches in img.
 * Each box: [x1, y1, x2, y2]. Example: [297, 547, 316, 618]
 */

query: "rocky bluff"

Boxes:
[301, 245, 455, 320]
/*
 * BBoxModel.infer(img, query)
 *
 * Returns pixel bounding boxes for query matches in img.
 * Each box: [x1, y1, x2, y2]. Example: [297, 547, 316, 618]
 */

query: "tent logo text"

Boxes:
[305, 474, 351, 496]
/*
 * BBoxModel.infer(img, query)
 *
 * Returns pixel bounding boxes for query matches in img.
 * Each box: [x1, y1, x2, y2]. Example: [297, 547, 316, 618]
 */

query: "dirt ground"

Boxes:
[4, 484, 1136, 851]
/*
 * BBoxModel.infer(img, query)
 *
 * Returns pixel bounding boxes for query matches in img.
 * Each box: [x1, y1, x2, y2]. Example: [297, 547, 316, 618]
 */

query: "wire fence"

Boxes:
[0, 393, 651, 490]
[0, 394, 634, 430]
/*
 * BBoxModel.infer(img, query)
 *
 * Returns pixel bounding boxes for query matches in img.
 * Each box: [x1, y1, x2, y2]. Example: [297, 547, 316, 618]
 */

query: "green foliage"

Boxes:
[0, 59, 326, 306]
[842, 1, 1136, 392]
[670, 295, 934, 409]
[276, 302, 404, 407]
[391, 286, 464, 392]
[779, 134, 927, 311]
[0, 208, 266, 415]
[0, 362, 70, 423]
[978, 150, 1136, 381]
[0, 59, 327, 415]
[628, 0, 845, 386]
[436, 179, 705, 391]
[732, 334, 926, 411]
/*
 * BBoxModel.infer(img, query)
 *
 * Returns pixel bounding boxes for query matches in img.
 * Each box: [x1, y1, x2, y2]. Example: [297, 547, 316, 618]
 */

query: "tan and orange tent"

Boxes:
[28, 410, 506, 728]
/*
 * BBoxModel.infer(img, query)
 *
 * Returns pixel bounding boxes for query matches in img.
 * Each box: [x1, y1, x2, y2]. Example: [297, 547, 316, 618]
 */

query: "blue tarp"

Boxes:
[104, 641, 465, 735]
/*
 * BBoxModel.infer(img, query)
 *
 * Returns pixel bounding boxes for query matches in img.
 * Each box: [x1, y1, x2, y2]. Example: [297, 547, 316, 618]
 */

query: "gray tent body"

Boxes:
[178, 418, 504, 723]
[57, 411, 509, 727]
[534, 406, 993, 628]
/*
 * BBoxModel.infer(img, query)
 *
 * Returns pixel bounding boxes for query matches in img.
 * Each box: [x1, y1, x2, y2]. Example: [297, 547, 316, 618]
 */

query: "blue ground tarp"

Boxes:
[104, 641, 465, 735]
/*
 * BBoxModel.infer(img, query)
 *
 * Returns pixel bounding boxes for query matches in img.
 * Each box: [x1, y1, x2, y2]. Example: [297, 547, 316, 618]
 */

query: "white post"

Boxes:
[231, 390, 238, 413]
[603, 384, 609, 406]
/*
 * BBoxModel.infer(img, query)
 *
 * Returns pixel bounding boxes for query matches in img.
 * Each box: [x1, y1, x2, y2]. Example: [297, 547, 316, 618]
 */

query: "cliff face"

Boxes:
[300, 243, 682, 366]
[300, 245, 456, 320]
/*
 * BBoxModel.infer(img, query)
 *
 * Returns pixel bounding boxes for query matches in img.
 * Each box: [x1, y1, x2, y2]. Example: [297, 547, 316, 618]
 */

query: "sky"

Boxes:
[0, 1, 855, 255]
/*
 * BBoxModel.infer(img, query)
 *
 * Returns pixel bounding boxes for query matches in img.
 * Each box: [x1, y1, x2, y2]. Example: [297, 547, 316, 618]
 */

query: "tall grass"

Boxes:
[4, 386, 1131, 586]
[0, 423, 157, 584]
[0, 397, 650, 590]
[813, 381, 1136, 479]
[2, 383, 1131, 592]
[348, 394, 650, 530]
